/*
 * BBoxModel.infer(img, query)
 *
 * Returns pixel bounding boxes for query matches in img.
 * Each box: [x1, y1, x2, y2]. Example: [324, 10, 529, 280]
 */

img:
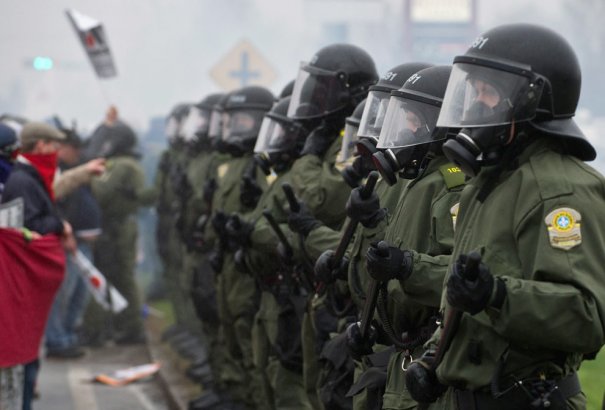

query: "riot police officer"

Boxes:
[406, 24, 605, 410]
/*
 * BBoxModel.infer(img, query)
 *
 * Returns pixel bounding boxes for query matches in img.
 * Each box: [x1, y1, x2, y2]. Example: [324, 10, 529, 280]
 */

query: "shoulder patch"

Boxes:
[266, 170, 278, 186]
[544, 207, 582, 250]
[439, 163, 465, 189]
[217, 163, 229, 181]
[450, 202, 460, 230]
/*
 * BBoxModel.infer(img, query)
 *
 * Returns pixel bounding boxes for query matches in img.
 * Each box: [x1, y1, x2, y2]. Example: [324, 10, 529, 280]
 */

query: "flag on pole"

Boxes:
[0, 229, 65, 367]
[65, 9, 117, 78]
[71, 249, 128, 313]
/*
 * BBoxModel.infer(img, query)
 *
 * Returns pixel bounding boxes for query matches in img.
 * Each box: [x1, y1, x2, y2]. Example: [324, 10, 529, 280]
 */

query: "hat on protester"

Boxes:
[20, 122, 66, 146]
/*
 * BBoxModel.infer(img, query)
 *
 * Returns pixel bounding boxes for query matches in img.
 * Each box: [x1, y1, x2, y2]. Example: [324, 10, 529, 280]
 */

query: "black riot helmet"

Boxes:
[220, 86, 275, 156]
[287, 44, 378, 121]
[181, 93, 224, 151]
[437, 23, 594, 177]
[165, 103, 191, 146]
[357, 63, 433, 144]
[279, 80, 295, 99]
[254, 96, 309, 174]
[373, 65, 452, 185]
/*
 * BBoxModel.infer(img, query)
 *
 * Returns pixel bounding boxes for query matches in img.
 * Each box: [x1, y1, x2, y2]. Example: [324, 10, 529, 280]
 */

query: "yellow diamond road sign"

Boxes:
[210, 40, 278, 91]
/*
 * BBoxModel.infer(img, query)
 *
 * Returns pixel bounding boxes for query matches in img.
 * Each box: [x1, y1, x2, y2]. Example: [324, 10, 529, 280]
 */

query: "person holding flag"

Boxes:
[0, 122, 74, 410]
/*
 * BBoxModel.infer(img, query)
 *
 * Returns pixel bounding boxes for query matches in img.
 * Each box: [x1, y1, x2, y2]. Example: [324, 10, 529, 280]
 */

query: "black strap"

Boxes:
[456, 372, 581, 410]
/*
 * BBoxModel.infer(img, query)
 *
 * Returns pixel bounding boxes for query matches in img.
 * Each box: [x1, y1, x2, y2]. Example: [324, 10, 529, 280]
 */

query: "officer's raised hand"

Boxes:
[225, 214, 254, 248]
[211, 210, 228, 235]
[366, 241, 413, 282]
[405, 350, 447, 403]
[446, 251, 506, 315]
[240, 176, 263, 209]
[345, 321, 376, 361]
[315, 250, 349, 284]
[346, 185, 386, 228]
[288, 201, 321, 236]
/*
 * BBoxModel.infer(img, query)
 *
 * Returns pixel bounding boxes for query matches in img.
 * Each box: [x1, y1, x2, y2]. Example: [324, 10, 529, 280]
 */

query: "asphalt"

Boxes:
[34, 313, 201, 410]
[36, 344, 171, 410]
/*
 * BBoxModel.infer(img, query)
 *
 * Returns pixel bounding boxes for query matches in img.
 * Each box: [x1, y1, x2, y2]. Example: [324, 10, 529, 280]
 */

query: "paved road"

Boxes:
[35, 344, 172, 410]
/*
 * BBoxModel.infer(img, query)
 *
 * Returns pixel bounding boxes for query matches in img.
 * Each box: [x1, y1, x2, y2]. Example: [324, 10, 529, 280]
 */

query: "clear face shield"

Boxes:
[436, 59, 545, 129]
[254, 116, 296, 154]
[337, 121, 359, 164]
[287, 62, 350, 120]
[181, 106, 211, 143]
[208, 109, 224, 140]
[377, 91, 442, 149]
[357, 90, 391, 139]
[221, 110, 265, 145]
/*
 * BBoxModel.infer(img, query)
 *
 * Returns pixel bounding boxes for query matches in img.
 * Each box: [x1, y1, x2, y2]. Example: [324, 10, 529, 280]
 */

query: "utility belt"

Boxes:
[257, 272, 309, 299]
[454, 372, 581, 410]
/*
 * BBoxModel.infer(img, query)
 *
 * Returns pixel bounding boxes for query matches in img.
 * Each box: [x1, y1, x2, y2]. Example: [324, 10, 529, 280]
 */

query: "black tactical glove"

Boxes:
[342, 155, 374, 188]
[287, 202, 321, 236]
[446, 252, 505, 315]
[366, 241, 414, 282]
[211, 211, 228, 236]
[240, 176, 263, 209]
[301, 124, 337, 157]
[234, 248, 250, 274]
[225, 214, 254, 248]
[314, 250, 349, 284]
[202, 178, 217, 205]
[345, 322, 377, 361]
[405, 350, 447, 403]
[208, 248, 224, 274]
[345, 186, 386, 228]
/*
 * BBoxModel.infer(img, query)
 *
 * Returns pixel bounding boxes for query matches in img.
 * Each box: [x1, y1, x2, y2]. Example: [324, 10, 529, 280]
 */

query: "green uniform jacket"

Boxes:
[182, 150, 226, 247]
[434, 138, 605, 390]
[290, 136, 352, 230]
[382, 156, 464, 337]
[92, 155, 156, 220]
[348, 177, 409, 310]
[245, 170, 294, 277]
[212, 153, 268, 218]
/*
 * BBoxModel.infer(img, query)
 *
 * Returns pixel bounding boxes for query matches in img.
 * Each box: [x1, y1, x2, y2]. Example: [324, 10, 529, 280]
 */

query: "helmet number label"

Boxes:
[471, 36, 489, 49]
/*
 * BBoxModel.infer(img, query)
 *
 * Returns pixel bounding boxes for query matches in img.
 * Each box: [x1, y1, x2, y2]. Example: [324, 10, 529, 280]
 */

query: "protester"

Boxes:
[1, 122, 74, 410]
[45, 129, 103, 358]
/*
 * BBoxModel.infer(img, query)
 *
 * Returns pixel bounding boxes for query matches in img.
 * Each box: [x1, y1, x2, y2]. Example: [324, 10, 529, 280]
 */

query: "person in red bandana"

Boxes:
[1, 122, 75, 410]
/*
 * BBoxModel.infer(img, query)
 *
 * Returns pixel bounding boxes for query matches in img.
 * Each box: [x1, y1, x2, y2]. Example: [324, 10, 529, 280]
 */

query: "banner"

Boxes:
[71, 249, 128, 313]
[0, 229, 65, 367]
[65, 8, 117, 78]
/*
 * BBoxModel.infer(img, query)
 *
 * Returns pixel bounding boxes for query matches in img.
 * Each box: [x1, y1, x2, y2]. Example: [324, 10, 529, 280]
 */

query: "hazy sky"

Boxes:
[1, 0, 603, 165]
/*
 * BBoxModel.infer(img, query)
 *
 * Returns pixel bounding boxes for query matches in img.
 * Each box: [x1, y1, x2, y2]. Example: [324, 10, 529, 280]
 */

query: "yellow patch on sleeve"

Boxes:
[450, 202, 460, 230]
[217, 163, 229, 180]
[544, 207, 582, 250]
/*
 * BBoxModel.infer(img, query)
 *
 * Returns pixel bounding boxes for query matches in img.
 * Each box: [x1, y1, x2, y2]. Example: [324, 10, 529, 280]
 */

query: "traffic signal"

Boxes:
[32, 56, 54, 71]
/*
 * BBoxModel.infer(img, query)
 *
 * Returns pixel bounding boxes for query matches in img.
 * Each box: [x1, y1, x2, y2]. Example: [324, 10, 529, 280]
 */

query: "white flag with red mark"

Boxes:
[71, 250, 128, 313]
[65, 9, 117, 78]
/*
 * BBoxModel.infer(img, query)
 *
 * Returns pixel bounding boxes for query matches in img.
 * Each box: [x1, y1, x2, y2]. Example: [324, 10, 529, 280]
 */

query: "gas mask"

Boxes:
[442, 125, 512, 177]
[372, 144, 427, 185]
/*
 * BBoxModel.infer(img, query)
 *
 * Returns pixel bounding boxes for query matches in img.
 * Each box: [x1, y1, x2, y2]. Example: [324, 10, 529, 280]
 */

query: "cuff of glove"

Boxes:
[359, 208, 387, 229]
